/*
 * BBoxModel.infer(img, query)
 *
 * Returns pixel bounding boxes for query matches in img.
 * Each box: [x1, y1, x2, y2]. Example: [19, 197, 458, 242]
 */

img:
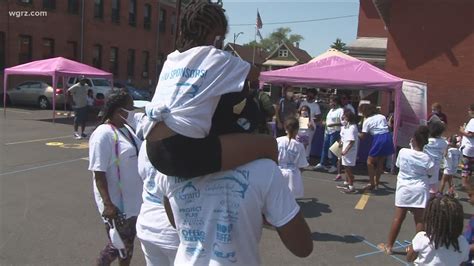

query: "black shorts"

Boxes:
[146, 134, 222, 178]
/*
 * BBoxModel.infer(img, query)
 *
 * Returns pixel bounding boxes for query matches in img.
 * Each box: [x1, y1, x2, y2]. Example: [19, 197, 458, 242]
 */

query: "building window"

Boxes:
[111, 0, 120, 23]
[93, 44, 102, 68]
[67, 41, 77, 60]
[159, 9, 166, 33]
[278, 49, 288, 57]
[19, 35, 32, 64]
[0, 32, 5, 71]
[127, 49, 135, 78]
[144, 4, 151, 30]
[68, 0, 79, 14]
[17, 0, 33, 5]
[142, 51, 149, 78]
[94, 0, 104, 19]
[129, 0, 136, 27]
[43, 0, 55, 9]
[171, 13, 176, 35]
[42, 38, 54, 59]
[110, 47, 119, 75]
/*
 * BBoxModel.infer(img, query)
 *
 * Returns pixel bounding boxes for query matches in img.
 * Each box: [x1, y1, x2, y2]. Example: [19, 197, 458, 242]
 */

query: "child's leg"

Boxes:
[411, 208, 425, 232]
[375, 156, 385, 186]
[219, 133, 278, 171]
[345, 166, 354, 186]
[439, 174, 448, 193]
[385, 207, 408, 251]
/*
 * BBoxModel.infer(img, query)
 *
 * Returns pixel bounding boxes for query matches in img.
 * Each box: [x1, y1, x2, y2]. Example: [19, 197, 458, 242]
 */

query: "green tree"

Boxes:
[243, 27, 304, 53]
[330, 38, 347, 52]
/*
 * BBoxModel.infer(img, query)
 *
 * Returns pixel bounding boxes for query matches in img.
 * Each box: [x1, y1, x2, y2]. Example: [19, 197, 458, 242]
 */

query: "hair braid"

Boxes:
[100, 88, 131, 124]
[177, 0, 228, 52]
[424, 195, 464, 252]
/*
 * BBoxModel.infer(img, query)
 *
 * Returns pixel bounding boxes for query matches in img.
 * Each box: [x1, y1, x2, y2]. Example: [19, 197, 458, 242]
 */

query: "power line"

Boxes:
[230, 14, 357, 26]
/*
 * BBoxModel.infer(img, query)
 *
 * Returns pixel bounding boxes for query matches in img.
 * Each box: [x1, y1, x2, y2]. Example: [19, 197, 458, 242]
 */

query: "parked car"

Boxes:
[113, 82, 151, 101]
[67, 77, 113, 103]
[5, 81, 65, 109]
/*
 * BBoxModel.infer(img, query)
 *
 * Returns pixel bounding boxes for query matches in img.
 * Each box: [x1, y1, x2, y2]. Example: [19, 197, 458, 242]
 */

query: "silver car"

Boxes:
[7, 81, 66, 109]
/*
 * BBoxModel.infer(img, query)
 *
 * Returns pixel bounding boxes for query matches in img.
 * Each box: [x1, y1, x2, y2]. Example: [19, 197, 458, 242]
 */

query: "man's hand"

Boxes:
[102, 203, 119, 220]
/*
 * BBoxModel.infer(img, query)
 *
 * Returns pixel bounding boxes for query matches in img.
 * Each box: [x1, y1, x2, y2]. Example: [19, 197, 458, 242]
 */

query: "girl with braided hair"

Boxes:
[378, 126, 435, 255]
[88, 89, 145, 266]
[406, 195, 469, 265]
[141, 0, 277, 178]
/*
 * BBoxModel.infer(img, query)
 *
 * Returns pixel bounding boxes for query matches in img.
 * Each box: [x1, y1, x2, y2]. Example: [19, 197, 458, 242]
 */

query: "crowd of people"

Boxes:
[81, 1, 474, 265]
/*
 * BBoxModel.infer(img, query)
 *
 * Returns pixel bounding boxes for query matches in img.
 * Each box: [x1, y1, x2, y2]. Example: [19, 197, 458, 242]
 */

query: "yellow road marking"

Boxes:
[0, 108, 32, 114]
[46, 142, 64, 146]
[81, 157, 89, 161]
[5, 135, 71, 145]
[355, 193, 370, 210]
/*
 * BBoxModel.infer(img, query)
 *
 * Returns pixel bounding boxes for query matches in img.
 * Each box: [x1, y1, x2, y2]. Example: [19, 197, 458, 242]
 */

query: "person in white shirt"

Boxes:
[406, 195, 469, 265]
[423, 121, 448, 195]
[359, 104, 394, 191]
[377, 126, 435, 255]
[277, 117, 309, 198]
[136, 142, 179, 266]
[88, 89, 144, 266]
[299, 88, 322, 158]
[439, 135, 462, 196]
[341, 93, 355, 114]
[337, 110, 359, 193]
[460, 103, 474, 189]
[68, 76, 90, 139]
[314, 96, 344, 173]
[142, 1, 277, 180]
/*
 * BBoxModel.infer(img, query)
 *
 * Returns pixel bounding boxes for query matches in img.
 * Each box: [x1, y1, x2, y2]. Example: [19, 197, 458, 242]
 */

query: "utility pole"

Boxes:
[233, 32, 244, 55]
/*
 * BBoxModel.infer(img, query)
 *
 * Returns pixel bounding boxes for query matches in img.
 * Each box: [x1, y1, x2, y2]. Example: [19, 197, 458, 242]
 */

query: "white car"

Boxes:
[67, 77, 113, 103]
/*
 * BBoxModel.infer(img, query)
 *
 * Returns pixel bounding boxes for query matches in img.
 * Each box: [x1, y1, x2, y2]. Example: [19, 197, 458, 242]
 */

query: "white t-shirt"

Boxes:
[88, 124, 144, 219]
[325, 107, 344, 134]
[340, 124, 359, 167]
[136, 141, 179, 249]
[462, 118, 474, 157]
[155, 159, 300, 266]
[300, 100, 321, 120]
[395, 148, 435, 208]
[444, 147, 462, 175]
[144, 46, 251, 138]
[412, 231, 469, 266]
[68, 83, 89, 108]
[277, 137, 309, 198]
[362, 114, 390, 135]
[423, 137, 448, 183]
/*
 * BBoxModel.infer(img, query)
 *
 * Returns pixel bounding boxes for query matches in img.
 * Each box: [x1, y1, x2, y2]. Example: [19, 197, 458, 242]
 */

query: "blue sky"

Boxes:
[223, 0, 360, 57]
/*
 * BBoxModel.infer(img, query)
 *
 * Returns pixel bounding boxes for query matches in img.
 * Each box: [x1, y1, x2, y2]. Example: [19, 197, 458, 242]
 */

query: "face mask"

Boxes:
[341, 120, 348, 126]
[286, 92, 294, 98]
[301, 111, 309, 117]
[121, 108, 136, 127]
[432, 109, 439, 114]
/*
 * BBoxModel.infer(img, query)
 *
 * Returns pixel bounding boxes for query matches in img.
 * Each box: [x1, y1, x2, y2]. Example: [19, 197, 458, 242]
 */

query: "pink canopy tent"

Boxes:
[259, 49, 406, 153]
[3, 57, 113, 121]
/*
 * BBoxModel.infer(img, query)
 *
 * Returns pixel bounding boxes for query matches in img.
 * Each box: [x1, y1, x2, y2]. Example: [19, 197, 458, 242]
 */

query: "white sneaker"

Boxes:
[313, 163, 326, 170]
[343, 181, 349, 186]
[327, 166, 338, 173]
[73, 132, 82, 140]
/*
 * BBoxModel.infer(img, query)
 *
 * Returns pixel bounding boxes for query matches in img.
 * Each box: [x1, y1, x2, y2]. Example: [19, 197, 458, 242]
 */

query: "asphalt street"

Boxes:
[1, 107, 472, 266]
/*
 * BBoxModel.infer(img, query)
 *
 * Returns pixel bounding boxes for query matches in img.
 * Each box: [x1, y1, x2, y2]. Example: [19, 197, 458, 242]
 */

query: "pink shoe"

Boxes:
[334, 175, 343, 181]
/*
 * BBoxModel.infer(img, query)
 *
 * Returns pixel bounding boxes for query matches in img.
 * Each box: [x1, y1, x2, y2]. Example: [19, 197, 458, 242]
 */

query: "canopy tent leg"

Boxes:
[3, 74, 8, 118]
[52, 74, 57, 123]
[391, 86, 403, 173]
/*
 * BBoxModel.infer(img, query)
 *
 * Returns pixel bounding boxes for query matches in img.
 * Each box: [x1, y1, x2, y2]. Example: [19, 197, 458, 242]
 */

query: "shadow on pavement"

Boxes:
[311, 232, 362, 243]
[297, 198, 331, 218]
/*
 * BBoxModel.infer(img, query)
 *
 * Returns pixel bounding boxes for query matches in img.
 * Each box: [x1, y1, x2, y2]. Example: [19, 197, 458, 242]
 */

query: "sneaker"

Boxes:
[327, 166, 338, 173]
[343, 186, 356, 194]
[336, 184, 349, 189]
[334, 174, 343, 181]
[343, 181, 349, 186]
[313, 163, 326, 170]
[73, 132, 82, 140]
[81, 133, 88, 138]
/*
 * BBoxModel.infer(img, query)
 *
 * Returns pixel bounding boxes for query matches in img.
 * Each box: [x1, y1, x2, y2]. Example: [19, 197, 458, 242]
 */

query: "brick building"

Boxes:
[350, 0, 474, 134]
[0, 0, 177, 90]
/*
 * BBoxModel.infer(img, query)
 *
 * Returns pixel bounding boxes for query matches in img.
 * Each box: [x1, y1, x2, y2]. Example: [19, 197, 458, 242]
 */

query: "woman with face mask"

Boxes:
[276, 87, 298, 137]
[88, 89, 144, 266]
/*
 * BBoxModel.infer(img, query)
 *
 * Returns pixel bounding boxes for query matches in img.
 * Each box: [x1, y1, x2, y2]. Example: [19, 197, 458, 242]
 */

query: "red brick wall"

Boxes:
[385, 0, 474, 134]
[0, 0, 176, 90]
[357, 0, 387, 38]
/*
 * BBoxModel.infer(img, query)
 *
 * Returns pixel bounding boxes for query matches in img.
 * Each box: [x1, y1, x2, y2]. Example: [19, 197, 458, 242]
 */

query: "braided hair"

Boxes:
[424, 195, 464, 252]
[176, 0, 228, 52]
[100, 88, 132, 124]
